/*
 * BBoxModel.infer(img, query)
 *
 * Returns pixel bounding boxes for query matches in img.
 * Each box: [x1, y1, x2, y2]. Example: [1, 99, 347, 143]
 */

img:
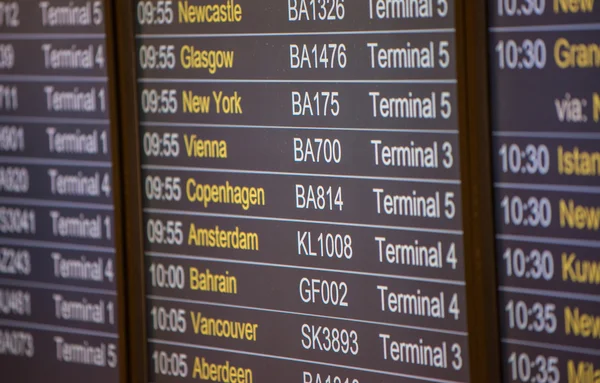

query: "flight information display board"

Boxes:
[0, 1, 120, 381]
[488, 3, 600, 382]
[135, 1, 470, 382]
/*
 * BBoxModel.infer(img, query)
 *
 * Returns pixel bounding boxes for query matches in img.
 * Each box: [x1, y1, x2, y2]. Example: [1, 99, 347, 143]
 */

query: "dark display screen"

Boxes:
[0, 0, 119, 381]
[488, 3, 600, 382]
[135, 1, 471, 382]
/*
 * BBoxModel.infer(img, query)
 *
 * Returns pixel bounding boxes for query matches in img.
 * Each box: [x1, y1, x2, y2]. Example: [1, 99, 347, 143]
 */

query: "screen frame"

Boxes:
[459, 0, 503, 380]
[104, 0, 132, 381]
[113, 0, 503, 381]
[113, 1, 149, 382]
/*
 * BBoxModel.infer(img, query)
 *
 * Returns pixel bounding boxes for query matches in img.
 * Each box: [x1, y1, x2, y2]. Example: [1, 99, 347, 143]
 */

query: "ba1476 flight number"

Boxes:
[290, 44, 347, 69]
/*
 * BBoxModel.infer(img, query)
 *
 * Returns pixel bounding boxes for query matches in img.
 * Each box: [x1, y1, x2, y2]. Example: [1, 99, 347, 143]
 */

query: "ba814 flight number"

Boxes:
[296, 185, 343, 211]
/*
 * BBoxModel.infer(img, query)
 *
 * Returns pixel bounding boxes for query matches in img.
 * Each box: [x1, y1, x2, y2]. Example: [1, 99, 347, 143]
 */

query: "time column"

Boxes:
[136, 0, 469, 382]
[0, 1, 119, 382]
[489, 2, 600, 383]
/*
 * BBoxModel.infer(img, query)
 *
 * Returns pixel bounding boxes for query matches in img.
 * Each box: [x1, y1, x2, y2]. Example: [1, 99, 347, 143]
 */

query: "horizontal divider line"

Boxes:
[0, 277, 116, 296]
[0, 156, 111, 167]
[0, 75, 107, 83]
[496, 234, 600, 248]
[136, 28, 456, 39]
[494, 182, 600, 194]
[0, 318, 118, 339]
[140, 120, 459, 134]
[493, 131, 600, 139]
[0, 33, 105, 40]
[490, 22, 600, 33]
[0, 116, 109, 125]
[148, 337, 465, 383]
[143, 208, 464, 236]
[0, 237, 115, 253]
[147, 295, 468, 336]
[141, 164, 460, 185]
[138, 78, 457, 84]
[499, 285, 600, 303]
[0, 197, 113, 210]
[502, 337, 600, 357]
[146, 251, 466, 286]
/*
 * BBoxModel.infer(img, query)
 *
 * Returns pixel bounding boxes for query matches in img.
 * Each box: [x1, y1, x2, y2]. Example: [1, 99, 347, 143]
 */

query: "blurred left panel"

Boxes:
[0, 0, 125, 381]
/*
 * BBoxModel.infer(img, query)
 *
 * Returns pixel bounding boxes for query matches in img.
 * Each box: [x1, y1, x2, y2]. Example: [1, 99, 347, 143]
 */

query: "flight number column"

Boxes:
[136, 0, 469, 382]
[489, 3, 600, 383]
[0, 1, 119, 382]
